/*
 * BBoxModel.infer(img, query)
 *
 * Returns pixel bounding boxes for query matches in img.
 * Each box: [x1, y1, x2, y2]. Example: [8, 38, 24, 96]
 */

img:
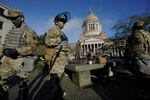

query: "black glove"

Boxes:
[3, 48, 19, 59]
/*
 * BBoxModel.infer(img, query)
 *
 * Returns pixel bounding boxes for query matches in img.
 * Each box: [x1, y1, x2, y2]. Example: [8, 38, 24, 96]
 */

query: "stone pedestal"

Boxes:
[72, 71, 91, 87]
[66, 64, 105, 87]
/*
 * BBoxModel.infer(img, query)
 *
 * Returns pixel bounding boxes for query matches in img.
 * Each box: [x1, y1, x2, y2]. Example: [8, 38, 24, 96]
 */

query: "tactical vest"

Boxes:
[127, 30, 150, 56]
[3, 28, 26, 49]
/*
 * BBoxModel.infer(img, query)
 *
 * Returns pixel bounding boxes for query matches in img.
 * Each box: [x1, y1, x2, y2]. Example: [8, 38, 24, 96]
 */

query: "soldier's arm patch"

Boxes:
[45, 28, 61, 46]
[134, 33, 143, 43]
[48, 28, 59, 38]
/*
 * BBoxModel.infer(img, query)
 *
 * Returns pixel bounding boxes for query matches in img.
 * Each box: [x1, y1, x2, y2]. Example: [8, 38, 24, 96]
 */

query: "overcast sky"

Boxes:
[1, 0, 149, 43]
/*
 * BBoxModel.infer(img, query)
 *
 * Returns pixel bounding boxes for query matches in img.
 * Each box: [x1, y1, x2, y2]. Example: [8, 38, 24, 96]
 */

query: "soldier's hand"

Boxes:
[0, 48, 3, 57]
[3, 48, 19, 59]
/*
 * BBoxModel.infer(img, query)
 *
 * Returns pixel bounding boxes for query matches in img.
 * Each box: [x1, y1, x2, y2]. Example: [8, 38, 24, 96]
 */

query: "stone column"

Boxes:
[88, 44, 89, 51]
[98, 43, 100, 48]
[90, 44, 92, 51]
[93, 43, 95, 55]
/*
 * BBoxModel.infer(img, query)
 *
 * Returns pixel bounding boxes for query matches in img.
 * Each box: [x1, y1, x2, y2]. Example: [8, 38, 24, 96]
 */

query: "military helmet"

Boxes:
[133, 20, 145, 27]
[54, 12, 71, 23]
[6, 10, 23, 18]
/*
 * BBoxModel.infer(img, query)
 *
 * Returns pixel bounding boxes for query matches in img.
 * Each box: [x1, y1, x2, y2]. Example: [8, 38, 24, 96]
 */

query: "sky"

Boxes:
[1, 0, 149, 43]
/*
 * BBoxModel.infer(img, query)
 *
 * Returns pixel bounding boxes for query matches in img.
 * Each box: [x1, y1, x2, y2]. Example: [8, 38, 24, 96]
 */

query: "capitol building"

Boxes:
[79, 10, 107, 57]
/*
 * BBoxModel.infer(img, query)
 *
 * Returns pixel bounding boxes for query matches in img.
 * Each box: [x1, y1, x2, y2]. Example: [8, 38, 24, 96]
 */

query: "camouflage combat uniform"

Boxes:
[126, 22, 150, 75]
[0, 24, 37, 79]
[45, 25, 68, 78]
[126, 29, 150, 56]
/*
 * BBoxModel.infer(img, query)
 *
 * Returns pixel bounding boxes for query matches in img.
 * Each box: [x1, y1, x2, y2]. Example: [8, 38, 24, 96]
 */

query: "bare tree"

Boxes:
[112, 13, 150, 39]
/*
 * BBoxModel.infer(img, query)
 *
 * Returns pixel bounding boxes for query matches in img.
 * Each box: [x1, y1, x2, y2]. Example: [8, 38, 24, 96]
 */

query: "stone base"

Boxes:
[66, 64, 105, 87]
[72, 71, 92, 87]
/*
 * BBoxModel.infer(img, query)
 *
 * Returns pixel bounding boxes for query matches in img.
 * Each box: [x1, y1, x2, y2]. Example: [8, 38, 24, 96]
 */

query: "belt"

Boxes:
[46, 45, 57, 48]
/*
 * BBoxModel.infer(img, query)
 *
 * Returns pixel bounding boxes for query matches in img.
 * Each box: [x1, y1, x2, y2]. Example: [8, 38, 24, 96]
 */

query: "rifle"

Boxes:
[48, 46, 62, 72]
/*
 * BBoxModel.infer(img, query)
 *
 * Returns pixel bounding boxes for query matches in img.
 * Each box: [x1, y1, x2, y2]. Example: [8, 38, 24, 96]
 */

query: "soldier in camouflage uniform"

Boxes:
[45, 12, 70, 78]
[45, 12, 71, 97]
[0, 10, 37, 81]
[125, 20, 150, 77]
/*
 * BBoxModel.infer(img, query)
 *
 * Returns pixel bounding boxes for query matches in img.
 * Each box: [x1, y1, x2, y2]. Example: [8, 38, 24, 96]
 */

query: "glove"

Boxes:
[3, 48, 19, 59]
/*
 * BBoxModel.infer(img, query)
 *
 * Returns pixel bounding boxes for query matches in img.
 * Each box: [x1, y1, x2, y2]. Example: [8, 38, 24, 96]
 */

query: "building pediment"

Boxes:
[80, 37, 104, 44]
[85, 38, 100, 42]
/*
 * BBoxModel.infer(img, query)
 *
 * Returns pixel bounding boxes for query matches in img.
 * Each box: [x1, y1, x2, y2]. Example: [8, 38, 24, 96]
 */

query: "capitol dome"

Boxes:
[79, 9, 107, 58]
[85, 9, 99, 21]
[82, 9, 102, 35]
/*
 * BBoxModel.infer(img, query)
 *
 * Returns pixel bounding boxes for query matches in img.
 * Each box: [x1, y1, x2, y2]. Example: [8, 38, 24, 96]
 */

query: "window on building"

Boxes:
[91, 44, 94, 51]
[85, 45, 87, 49]
[89, 24, 95, 31]
[98, 43, 101, 47]
[88, 44, 90, 50]
[0, 8, 4, 16]
[82, 45, 84, 49]
[0, 21, 3, 30]
[96, 24, 99, 30]
[95, 44, 97, 49]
